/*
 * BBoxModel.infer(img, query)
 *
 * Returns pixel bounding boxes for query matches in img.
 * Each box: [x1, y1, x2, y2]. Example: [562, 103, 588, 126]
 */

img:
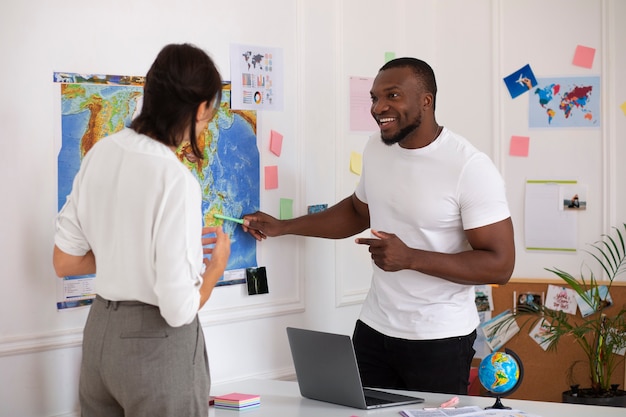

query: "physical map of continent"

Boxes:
[58, 78, 259, 276]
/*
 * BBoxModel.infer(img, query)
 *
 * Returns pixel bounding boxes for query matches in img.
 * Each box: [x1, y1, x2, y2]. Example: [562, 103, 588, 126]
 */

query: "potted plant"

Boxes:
[496, 224, 626, 407]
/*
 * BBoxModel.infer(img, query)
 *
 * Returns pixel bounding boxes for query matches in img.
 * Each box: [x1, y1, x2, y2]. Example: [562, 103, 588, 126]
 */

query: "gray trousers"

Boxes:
[79, 295, 210, 417]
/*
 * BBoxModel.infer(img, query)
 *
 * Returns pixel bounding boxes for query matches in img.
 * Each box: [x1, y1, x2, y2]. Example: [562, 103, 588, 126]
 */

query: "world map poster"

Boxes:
[529, 76, 600, 128]
[54, 72, 259, 309]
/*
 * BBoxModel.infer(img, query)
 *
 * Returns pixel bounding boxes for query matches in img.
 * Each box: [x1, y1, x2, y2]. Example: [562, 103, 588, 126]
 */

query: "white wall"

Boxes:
[0, 1, 624, 415]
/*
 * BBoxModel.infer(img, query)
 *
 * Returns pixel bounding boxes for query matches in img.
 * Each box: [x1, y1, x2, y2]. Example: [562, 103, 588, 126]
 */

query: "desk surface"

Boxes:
[208, 379, 624, 417]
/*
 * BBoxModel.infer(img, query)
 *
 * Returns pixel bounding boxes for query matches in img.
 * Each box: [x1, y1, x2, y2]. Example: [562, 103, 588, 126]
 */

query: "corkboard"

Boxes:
[475, 279, 626, 403]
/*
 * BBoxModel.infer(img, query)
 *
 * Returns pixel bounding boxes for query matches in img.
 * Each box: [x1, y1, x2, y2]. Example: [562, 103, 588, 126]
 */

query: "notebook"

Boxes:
[286, 327, 425, 409]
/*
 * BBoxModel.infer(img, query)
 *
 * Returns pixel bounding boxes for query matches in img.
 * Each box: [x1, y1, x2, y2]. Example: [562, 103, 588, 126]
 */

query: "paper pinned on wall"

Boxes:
[509, 135, 529, 157]
[230, 43, 284, 111]
[480, 310, 520, 352]
[545, 284, 578, 315]
[264, 165, 278, 189]
[350, 151, 362, 175]
[349, 76, 378, 132]
[524, 180, 578, 252]
[572, 45, 596, 69]
[280, 198, 293, 220]
[529, 318, 553, 351]
[575, 285, 613, 317]
[503, 64, 537, 99]
[269, 130, 283, 156]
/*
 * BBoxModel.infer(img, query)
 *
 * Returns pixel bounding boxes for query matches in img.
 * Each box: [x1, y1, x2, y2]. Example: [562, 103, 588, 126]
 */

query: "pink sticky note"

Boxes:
[264, 165, 278, 190]
[509, 136, 529, 157]
[572, 45, 596, 69]
[269, 130, 283, 156]
[349, 76, 379, 132]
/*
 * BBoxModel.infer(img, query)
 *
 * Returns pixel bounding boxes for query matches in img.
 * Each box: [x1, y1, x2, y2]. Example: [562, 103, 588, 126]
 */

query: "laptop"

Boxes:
[286, 327, 425, 409]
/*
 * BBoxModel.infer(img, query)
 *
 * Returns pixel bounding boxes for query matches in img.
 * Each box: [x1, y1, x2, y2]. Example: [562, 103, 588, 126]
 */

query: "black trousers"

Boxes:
[352, 320, 476, 394]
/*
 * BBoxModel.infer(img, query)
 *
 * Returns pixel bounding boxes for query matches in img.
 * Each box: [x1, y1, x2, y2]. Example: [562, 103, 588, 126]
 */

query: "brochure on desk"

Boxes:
[400, 405, 542, 417]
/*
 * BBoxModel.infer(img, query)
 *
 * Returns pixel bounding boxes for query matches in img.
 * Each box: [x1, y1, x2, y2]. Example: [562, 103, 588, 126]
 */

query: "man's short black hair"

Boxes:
[380, 57, 437, 109]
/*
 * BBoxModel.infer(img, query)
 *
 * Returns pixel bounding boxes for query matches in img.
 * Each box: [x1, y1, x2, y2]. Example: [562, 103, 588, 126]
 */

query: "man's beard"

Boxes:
[380, 113, 422, 146]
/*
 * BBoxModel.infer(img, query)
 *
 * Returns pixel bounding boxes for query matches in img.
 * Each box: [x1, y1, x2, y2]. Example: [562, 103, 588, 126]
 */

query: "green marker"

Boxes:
[214, 213, 245, 225]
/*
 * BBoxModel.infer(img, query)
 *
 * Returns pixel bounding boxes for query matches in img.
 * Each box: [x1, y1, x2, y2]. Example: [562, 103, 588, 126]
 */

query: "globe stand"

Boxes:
[479, 348, 525, 410]
[486, 395, 511, 410]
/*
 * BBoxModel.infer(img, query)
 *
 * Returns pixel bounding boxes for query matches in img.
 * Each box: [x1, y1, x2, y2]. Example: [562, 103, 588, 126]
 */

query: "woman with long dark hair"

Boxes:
[53, 43, 230, 416]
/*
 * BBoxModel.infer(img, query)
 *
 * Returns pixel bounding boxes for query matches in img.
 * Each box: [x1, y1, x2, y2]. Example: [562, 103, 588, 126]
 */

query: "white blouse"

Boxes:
[55, 128, 205, 327]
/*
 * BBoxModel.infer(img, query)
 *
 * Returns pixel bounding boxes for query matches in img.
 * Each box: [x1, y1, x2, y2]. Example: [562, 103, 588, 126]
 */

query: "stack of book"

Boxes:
[213, 392, 261, 411]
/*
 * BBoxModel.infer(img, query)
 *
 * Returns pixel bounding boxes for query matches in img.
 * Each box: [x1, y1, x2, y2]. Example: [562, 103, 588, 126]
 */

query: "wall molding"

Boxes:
[199, 298, 305, 325]
[0, 298, 305, 358]
[0, 328, 83, 358]
[336, 287, 367, 307]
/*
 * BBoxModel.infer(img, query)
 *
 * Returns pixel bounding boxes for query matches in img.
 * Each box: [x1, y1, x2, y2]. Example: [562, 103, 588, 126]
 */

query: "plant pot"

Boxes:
[562, 388, 626, 408]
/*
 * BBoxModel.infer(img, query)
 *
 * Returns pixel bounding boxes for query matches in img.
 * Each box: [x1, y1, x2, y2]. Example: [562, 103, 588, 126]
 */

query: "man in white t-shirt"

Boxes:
[242, 57, 515, 395]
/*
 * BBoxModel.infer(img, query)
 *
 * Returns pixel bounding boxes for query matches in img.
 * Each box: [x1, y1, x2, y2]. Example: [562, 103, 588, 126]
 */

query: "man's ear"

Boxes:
[422, 92, 434, 110]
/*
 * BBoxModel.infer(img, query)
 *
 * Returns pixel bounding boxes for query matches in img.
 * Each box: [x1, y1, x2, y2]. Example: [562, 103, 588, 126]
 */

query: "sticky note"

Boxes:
[350, 151, 362, 175]
[620, 102, 626, 116]
[385, 51, 396, 63]
[264, 165, 278, 189]
[572, 45, 596, 69]
[509, 136, 530, 157]
[269, 130, 283, 156]
[279, 198, 293, 220]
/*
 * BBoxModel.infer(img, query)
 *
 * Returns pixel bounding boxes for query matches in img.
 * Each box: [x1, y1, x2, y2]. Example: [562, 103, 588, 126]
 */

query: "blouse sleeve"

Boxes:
[152, 171, 204, 327]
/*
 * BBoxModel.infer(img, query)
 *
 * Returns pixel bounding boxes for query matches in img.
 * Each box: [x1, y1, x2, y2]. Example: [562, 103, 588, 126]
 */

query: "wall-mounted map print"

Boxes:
[529, 76, 600, 128]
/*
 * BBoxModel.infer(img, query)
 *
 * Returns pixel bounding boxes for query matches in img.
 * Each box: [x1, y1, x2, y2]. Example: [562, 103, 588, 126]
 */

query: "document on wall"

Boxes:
[230, 43, 283, 111]
[349, 76, 378, 132]
[524, 180, 578, 252]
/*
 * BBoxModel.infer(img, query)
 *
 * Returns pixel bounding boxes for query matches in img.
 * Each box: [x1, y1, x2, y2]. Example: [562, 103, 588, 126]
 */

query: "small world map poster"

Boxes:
[54, 73, 259, 308]
[529, 76, 600, 128]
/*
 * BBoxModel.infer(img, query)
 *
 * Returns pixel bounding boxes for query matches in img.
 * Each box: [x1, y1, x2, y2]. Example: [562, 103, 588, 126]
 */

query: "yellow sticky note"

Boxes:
[350, 152, 362, 175]
[620, 102, 626, 116]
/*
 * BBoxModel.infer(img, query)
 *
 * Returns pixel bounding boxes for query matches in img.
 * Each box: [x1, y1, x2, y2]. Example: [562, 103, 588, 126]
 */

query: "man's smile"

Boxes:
[377, 117, 397, 127]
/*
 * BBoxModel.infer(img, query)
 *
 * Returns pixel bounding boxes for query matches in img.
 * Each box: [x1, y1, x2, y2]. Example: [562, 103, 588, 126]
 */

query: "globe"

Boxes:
[478, 349, 524, 409]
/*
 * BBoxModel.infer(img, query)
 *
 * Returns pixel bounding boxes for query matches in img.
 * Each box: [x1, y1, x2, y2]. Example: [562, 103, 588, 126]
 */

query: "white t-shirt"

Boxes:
[55, 128, 205, 327]
[355, 128, 510, 340]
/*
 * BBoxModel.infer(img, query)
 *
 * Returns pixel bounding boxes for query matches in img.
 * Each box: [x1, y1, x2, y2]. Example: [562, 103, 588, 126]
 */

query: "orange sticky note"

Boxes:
[264, 165, 278, 189]
[572, 45, 595, 69]
[350, 152, 362, 175]
[509, 136, 529, 157]
[269, 130, 283, 156]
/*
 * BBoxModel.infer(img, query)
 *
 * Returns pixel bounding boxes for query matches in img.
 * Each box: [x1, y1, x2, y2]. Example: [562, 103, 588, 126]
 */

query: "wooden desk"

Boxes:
[208, 378, 624, 416]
